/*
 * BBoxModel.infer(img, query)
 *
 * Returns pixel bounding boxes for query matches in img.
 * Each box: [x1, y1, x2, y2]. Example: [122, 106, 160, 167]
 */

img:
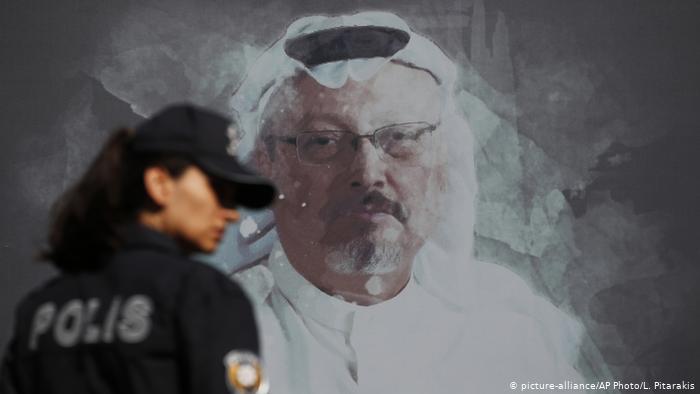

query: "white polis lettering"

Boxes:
[83, 298, 102, 344]
[26, 295, 154, 350]
[54, 300, 84, 347]
[117, 295, 153, 343]
[102, 297, 121, 343]
[29, 303, 56, 350]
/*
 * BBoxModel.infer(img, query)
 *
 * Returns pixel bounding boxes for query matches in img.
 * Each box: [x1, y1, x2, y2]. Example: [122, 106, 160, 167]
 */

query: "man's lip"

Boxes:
[344, 208, 399, 223]
[349, 211, 397, 222]
[350, 204, 394, 215]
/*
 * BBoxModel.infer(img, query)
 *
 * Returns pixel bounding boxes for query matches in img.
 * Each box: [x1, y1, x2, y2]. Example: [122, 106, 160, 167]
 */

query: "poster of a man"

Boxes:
[225, 11, 585, 393]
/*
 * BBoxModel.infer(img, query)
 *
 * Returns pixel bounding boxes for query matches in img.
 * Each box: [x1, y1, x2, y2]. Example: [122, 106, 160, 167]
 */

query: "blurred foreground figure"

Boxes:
[226, 11, 588, 394]
[0, 104, 275, 394]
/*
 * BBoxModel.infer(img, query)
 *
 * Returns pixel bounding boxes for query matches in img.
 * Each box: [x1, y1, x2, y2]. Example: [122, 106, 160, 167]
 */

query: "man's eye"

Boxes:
[310, 136, 335, 145]
[390, 132, 407, 141]
[389, 130, 423, 142]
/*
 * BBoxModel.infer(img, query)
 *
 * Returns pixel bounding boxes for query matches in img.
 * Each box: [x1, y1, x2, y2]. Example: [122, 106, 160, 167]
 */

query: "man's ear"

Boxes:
[143, 166, 175, 207]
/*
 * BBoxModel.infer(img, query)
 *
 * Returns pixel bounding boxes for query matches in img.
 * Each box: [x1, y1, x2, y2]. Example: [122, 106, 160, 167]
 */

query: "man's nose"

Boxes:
[349, 138, 387, 188]
[222, 207, 241, 223]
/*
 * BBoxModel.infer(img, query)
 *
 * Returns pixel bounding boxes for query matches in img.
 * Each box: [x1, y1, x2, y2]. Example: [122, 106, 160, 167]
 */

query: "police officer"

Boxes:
[0, 104, 275, 394]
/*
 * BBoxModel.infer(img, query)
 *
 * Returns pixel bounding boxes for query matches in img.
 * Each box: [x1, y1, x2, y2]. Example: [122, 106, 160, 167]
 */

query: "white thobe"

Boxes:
[235, 242, 585, 394]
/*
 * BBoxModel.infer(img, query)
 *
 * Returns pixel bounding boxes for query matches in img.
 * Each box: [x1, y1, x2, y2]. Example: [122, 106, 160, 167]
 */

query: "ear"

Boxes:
[143, 166, 175, 207]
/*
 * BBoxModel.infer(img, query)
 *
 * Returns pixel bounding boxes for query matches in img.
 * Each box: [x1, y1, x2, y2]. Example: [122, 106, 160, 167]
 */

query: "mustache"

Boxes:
[327, 190, 409, 223]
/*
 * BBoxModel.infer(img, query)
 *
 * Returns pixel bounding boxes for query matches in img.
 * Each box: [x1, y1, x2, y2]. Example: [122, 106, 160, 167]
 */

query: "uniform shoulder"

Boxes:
[114, 248, 192, 271]
[108, 250, 242, 304]
[180, 260, 249, 299]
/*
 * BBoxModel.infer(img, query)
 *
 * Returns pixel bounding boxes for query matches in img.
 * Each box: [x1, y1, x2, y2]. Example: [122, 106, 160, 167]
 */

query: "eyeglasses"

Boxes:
[265, 122, 438, 165]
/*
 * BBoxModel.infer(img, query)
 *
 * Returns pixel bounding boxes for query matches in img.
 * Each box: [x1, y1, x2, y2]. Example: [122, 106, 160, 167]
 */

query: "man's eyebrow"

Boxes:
[296, 112, 351, 131]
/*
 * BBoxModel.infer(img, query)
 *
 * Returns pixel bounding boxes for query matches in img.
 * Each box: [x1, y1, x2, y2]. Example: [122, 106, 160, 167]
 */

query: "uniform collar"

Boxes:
[121, 222, 185, 255]
[267, 241, 420, 332]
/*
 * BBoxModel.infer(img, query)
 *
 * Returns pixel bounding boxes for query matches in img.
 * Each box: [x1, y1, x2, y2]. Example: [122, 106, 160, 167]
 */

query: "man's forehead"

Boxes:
[261, 62, 443, 131]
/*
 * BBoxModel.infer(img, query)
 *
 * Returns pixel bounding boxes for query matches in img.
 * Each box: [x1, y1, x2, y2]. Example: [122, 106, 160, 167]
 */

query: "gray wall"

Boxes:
[2, 0, 699, 383]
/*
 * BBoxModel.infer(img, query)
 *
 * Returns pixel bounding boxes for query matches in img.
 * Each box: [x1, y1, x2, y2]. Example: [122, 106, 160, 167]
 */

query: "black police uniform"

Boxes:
[0, 223, 259, 394]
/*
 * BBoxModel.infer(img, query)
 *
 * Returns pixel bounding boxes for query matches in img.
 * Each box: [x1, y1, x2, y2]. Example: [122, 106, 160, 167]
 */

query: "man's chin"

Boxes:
[324, 236, 403, 275]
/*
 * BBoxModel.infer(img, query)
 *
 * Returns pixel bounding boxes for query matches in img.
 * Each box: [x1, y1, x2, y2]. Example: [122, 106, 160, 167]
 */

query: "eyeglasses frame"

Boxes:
[262, 121, 440, 166]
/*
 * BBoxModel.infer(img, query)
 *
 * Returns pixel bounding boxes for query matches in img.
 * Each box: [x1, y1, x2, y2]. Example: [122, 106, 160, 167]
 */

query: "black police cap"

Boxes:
[131, 103, 276, 210]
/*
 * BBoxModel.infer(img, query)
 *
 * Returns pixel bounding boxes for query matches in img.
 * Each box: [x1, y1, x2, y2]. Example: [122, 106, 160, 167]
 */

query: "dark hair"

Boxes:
[41, 128, 192, 271]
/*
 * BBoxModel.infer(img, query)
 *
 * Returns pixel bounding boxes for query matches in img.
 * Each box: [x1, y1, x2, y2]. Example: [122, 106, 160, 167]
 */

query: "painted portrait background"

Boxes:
[2, 0, 699, 384]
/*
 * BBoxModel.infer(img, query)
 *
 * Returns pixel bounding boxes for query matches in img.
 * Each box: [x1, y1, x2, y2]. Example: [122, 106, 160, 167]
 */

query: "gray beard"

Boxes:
[325, 237, 402, 275]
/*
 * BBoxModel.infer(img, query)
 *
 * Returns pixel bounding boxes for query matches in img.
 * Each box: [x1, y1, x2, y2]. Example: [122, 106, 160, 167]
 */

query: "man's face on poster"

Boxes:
[256, 62, 445, 278]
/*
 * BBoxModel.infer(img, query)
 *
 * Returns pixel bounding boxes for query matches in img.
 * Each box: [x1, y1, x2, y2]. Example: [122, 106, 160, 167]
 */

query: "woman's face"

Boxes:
[156, 165, 240, 253]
